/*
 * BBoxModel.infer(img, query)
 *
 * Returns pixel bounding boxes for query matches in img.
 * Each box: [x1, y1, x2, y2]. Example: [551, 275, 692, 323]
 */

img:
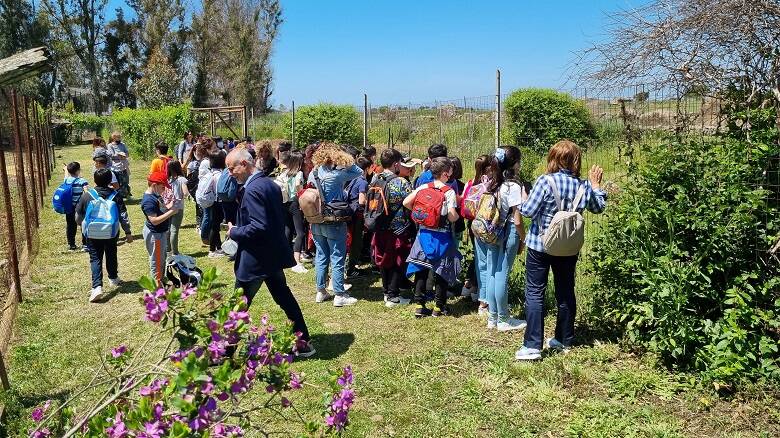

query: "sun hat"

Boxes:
[400, 157, 423, 168]
[147, 171, 170, 188]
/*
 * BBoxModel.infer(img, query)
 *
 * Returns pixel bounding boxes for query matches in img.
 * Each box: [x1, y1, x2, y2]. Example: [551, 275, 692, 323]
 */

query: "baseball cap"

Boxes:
[147, 171, 170, 188]
[400, 157, 423, 168]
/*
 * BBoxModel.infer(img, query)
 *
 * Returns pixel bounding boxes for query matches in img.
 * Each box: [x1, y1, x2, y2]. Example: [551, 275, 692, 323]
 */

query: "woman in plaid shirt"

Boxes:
[515, 140, 607, 361]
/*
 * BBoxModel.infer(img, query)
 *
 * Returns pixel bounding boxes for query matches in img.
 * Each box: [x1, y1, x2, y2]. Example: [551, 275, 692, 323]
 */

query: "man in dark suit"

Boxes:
[226, 148, 315, 357]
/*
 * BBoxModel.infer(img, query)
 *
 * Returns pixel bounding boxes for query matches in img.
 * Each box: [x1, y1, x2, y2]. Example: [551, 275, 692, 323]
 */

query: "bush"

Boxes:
[288, 103, 362, 146]
[589, 138, 780, 385]
[503, 88, 596, 153]
[110, 104, 194, 159]
[63, 113, 108, 143]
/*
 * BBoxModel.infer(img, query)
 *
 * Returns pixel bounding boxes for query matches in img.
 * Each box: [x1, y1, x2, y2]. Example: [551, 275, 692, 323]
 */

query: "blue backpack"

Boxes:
[52, 179, 75, 214]
[216, 169, 238, 202]
[82, 189, 120, 240]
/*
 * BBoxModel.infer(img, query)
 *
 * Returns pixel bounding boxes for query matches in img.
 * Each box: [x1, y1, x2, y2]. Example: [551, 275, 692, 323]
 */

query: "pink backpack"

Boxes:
[460, 176, 491, 221]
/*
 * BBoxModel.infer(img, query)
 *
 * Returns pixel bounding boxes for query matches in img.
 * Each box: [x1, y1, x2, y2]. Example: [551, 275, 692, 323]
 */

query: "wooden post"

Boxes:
[363, 94, 368, 149]
[0, 352, 10, 390]
[495, 69, 501, 149]
[21, 95, 40, 224]
[209, 110, 215, 137]
[291, 101, 296, 148]
[24, 96, 44, 207]
[242, 106, 248, 139]
[0, 125, 22, 303]
[33, 101, 49, 181]
[10, 90, 34, 252]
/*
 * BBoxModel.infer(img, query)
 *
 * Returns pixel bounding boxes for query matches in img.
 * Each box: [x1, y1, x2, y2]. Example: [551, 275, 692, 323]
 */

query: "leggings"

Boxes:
[209, 204, 224, 252]
[414, 269, 448, 310]
[289, 199, 306, 253]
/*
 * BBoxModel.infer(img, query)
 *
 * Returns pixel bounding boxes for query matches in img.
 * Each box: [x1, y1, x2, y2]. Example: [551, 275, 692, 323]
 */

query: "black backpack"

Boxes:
[364, 173, 400, 231]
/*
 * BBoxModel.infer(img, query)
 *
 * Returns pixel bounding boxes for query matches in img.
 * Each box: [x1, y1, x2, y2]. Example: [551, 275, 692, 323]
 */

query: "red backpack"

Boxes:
[411, 183, 452, 228]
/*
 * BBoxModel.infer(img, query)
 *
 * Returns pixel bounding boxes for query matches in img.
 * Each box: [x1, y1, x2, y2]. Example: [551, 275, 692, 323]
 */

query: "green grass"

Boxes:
[4, 143, 780, 437]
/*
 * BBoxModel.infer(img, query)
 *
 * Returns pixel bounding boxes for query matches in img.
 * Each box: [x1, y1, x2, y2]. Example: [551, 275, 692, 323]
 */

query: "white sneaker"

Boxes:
[327, 283, 352, 292]
[545, 338, 570, 353]
[89, 286, 105, 303]
[477, 306, 489, 316]
[315, 290, 333, 303]
[515, 346, 542, 361]
[385, 296, 411, 308]
[291, 264, 308, 274]
[109, 277, 122, 287]
[497, 318, 527, 332]
[486, 317, 497, 330]
[461, 285, 474, 297]
[333, 294, 358, 307]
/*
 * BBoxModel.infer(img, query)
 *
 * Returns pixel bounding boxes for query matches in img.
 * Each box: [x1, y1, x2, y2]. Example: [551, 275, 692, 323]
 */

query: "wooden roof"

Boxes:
[0, 47, 51, 88]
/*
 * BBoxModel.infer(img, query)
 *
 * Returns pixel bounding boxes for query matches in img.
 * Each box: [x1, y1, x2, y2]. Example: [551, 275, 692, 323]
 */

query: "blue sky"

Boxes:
[102, 0, 644, 107]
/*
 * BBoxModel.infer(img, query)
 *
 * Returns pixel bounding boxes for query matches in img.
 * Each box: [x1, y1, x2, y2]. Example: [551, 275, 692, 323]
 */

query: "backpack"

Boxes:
[470, 189, 505, 245]
[52, 179, 76, 214]
[216, 168, 238, 202]
[410, 183, 451, 228]
[166, 255, 203, 288]
[299, 170, 353, 224]
[364, 173, 400, 231]
[460, 176, 490, 221]
[195, 170, 219, 208]
[186, 167, 199, 194]
[541, 175, 586, 256]
[82, 189, 119, 240]
[299, 185, 324, 224]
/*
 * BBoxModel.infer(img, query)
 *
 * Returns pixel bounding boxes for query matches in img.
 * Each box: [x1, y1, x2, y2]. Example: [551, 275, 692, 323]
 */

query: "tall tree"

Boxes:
[43, 0, 107, 114]
[128, 0, 188, 70]
[134, 47, 180, 108]
[103, 9, 141, 109]
[191, 0, 218, 107]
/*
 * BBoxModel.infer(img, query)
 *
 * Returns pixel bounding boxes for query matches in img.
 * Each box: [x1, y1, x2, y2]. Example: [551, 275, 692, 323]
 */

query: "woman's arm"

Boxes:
[520, 176, 547, 218]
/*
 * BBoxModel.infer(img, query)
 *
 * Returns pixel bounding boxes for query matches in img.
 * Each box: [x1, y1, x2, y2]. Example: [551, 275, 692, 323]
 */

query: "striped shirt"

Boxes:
[64, 176, 89, 208]
[520, 170, 607, 253]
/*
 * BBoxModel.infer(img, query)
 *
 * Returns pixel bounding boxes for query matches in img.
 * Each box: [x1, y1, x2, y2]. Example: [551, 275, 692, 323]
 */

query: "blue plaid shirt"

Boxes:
[520, 170, 607, 253]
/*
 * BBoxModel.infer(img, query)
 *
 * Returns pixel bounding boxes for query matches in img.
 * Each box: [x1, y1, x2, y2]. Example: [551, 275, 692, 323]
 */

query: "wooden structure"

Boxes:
[0, 47, 51, 87]
[191, 105, 248, 139]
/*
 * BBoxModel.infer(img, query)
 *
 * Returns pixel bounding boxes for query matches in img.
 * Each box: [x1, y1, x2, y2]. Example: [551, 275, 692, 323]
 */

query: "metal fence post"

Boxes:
[495, 69, 501, 149]
[363, 94, 368, 149]
[291, 101, 296, 148]
[10, 91, 34, 254]
[0, 125, 23, 304]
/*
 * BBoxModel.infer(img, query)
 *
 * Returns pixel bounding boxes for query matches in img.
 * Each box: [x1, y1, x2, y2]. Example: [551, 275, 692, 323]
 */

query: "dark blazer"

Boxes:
[232, 173, 295, 282]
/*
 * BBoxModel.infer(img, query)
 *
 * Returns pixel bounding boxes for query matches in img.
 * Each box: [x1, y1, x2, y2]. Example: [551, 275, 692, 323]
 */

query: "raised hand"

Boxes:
[589, 165, 604, 190]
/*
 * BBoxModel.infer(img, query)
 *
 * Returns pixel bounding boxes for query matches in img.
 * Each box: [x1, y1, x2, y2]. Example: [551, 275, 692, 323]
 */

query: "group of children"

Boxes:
[57, 131, 608, 359]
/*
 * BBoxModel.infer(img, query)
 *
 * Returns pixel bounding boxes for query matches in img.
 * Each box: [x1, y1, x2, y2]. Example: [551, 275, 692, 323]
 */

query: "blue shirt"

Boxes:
[141, 193, 170, 233]
[520, 170, 607, 253]
[64, 176, 89, 208]
[307, 164, 362, 203]
[414, 169, 459, 192]
[345, 175, 368, 214]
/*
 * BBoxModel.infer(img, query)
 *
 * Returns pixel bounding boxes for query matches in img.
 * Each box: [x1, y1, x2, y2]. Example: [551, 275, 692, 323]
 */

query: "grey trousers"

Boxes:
[168, 209, 184, 255]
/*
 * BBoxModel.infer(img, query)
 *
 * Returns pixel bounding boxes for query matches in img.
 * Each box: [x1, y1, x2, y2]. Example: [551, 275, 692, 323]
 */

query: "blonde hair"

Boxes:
[110, 131, 121, 142]
[256, 141, 272, 155]
[546, 139, 582, 178]
[312, 143, 354, 168]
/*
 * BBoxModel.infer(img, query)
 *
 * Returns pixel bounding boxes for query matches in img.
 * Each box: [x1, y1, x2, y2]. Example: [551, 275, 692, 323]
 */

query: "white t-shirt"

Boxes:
[412, 180, 458, 231]
[171, 176, 188, 210]
[498, 181, 526, 224]
[198, 158, 211, 181]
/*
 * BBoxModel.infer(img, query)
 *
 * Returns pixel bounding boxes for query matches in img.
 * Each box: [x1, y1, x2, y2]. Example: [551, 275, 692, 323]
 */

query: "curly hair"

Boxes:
[312, 143, 354, 168]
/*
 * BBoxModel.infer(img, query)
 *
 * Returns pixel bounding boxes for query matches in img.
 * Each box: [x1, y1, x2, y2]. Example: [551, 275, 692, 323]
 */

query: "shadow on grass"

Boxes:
[307, 332, 355, 360]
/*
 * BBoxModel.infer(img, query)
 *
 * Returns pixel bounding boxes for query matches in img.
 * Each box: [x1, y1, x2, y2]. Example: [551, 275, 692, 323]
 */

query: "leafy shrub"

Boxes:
[503, 88, 596, 153]
[589, 138, 780, 385]
[288, 103, 362, 146]
[110, 104, 194, 159]
[62, 113, 108, 143]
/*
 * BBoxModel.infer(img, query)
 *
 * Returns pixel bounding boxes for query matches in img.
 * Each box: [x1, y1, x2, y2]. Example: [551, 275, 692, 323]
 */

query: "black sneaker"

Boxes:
[414, 305, 432, 318]
[432, 307, 451, 317]
[346, 268, 363, 278]
[68, 245, 78, 252]
[296, 341, 316, 358]
[300, 252, 314, 263]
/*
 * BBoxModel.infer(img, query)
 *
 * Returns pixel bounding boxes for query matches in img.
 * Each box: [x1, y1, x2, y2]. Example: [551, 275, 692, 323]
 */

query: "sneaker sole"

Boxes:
[296, 348, 316, 358]
[515, 353, 542, 360]
[497, 324, 527, 332]
[333, 302, 357, 307]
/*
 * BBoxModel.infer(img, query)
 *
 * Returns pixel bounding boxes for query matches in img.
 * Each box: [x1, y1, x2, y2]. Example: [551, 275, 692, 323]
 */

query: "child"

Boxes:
[413, 143, 448, 188]
[62, 162, 89, 251]
[403, 157, 461, 317]
[149, 140, 171, 175]
[461, 154, 492, 308]
[345, 156, 371, 278]
[106, 132, 131, 198]
[75, 168, 132, 302]
[91, 153, 133, 243]
[142, 171, 180, 287]
[93, 151, 120, 191]
[167, 160, 189, 255]
[474, 146, 527, 331]
[275, 150, 307, 273]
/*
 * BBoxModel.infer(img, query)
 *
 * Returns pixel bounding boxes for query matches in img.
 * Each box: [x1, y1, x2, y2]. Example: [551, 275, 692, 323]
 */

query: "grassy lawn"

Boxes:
[4, 143, 779, 437]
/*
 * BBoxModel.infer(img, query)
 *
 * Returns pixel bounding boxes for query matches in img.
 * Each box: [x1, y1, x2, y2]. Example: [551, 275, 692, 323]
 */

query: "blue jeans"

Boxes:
[480, 223, 521, 321]
[523, 248, 578, 350]
[311, 223, 348, 295]
[474, 236, 489, 303]
[200, 206, 212, 241]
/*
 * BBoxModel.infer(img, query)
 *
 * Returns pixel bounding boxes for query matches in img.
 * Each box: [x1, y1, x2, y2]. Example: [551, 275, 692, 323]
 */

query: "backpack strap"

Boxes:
[107, 190, 118, 202]
[88, 188, 100, 200]
[570, 184, 586, 213]
[544, 175, 563, 211]
[312, 169, 328, 209]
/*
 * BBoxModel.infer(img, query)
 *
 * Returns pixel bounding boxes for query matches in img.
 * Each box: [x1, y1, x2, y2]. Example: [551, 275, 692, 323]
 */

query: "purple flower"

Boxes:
[31, 400, 50, 423]
[138, 420, 164, 438]
[289, 372, 303, 389]
[281, 397, 291, 408]
[30, 428, 51, 438]
[111, 345, 127, 358]
[337, 366, 354, 386]
[181, 286, 196, 299]
[105, 412, 128, 438]
[143, 291, 169, 323]
[213, 423, 244, 438]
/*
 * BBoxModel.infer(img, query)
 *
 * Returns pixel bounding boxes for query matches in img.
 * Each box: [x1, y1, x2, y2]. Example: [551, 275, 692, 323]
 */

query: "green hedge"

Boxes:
[503, 88, 596, 153]
[64, 113, 108, 143]
[286, 103, 361, 146]
[109, 104, 194, 159]
[589, 138, 780, 385]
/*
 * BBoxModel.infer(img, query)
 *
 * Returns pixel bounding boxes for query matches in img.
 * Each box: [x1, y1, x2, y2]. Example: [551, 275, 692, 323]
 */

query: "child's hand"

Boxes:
[125, 233, 133, 244]
[165, 201, 175, 210]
